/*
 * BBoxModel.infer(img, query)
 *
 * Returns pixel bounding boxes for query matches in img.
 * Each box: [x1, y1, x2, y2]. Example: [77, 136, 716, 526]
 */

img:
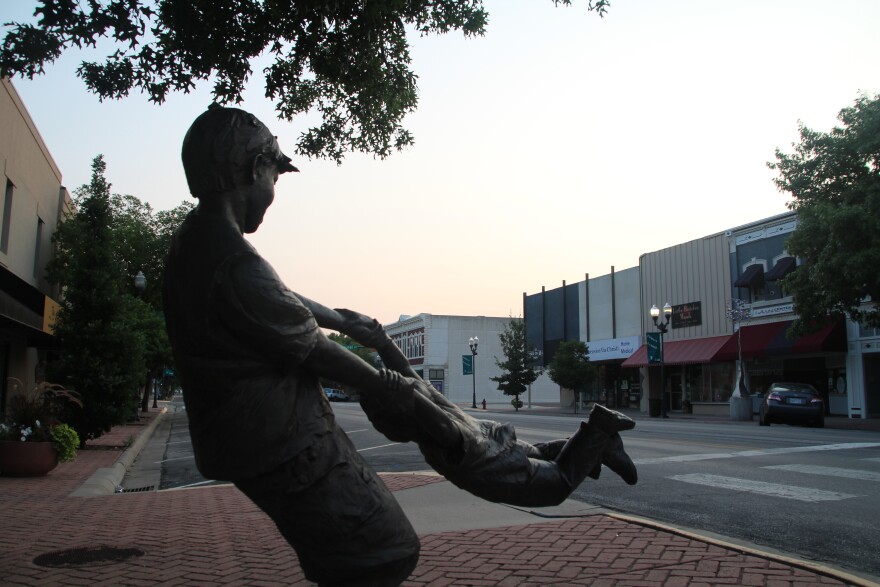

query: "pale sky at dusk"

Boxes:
[4, 0, 879, 325]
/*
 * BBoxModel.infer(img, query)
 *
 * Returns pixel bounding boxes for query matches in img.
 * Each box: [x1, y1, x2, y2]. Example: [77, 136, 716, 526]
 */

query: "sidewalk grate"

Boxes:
[120, 485, 155, 493]
[33, 546, 145, 568]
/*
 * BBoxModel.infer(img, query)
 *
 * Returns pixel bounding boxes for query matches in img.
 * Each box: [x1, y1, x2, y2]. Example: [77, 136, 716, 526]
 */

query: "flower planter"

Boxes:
[0, 440, 59, 476]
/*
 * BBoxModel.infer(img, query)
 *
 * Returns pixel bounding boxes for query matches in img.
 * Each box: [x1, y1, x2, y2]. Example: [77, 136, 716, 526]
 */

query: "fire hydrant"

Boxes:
[481, 399, 487, 410]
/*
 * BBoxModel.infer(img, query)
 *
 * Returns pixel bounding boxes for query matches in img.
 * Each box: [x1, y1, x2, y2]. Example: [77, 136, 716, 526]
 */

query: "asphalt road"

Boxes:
[128, 397, 880, 580]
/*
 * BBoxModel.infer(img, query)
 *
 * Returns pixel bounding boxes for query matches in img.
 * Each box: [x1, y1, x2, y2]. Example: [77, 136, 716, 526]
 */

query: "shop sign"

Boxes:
[586, 336, 640, 361]
[672, 301, 702, 329]
[750, 303, 793, 318]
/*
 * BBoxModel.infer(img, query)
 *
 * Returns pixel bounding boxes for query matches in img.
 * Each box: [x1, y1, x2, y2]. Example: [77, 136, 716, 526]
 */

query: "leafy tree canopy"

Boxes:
[1, 0, 609, 163]
[546, 339, 596, 394]
[769, 93, 880, 332]
[490, 317, 539, 404]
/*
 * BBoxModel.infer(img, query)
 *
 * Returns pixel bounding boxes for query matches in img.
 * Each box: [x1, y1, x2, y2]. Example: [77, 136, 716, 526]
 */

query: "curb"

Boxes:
[607, 512, 880, 587]
[69, 408, 168, 497]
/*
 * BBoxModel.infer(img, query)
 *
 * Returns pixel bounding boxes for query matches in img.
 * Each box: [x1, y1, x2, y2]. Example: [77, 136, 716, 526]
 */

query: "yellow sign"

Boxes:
[43, 296, 61, 335]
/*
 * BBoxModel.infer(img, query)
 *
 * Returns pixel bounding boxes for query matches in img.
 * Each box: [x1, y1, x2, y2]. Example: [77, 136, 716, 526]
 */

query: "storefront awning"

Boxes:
[0, 314, 60, 349]
[621, 335, 731, 368]
[713, 319, 846, 361]
[765, 256, 797, 281]
[733, 264, 764, 288]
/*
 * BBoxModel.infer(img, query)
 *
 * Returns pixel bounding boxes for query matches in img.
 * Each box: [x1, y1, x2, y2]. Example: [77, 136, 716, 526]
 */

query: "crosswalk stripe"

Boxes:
[764, 464, 880, 482]
[635, 442, 880, 465]
[669, 473, 860, 502]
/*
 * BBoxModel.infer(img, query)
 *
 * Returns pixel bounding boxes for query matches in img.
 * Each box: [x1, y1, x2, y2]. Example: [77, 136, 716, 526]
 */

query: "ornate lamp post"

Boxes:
[726, 298, 752, 421]
[469, 336, 479, 409]
[650, 303, 672, 418]
[134, 272, 159, 409]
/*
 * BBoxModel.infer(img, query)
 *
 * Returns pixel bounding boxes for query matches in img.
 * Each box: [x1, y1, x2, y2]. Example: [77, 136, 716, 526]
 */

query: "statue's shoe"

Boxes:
[587, 403, 636, 434]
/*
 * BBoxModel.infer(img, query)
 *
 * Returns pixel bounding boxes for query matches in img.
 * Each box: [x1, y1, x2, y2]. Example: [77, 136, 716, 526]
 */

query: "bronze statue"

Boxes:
[163, 104, 637, 587]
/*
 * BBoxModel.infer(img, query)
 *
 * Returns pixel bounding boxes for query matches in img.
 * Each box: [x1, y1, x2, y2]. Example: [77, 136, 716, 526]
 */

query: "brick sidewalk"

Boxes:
[0, 408, 870, 586]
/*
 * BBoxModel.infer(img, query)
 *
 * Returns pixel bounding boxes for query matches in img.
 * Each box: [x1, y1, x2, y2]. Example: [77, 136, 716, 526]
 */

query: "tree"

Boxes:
[490, 318, 539, 411]
[48, 155, 194, 438]
[546, 340, 597, 411]
[1, 1, 609, 163]
[47, 156, 145, 444]
[768, 93, 880, 333]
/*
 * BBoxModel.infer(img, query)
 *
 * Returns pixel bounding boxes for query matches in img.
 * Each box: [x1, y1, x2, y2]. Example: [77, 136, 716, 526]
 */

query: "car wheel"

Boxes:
[813, 418, 825, 428]
[759, 414, 769, 426]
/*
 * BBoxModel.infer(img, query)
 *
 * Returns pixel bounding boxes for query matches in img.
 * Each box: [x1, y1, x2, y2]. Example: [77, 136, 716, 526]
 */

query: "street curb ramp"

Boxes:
[69, 409, 167, 497]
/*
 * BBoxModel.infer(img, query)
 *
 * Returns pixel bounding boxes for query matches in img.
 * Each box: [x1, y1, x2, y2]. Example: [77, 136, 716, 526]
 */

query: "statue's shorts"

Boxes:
[235, 425, 419, 586]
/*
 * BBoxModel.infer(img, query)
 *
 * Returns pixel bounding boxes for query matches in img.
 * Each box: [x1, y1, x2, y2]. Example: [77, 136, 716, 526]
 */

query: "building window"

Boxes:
[733, 259, 767, 303]
[428, 369, 444, 380]
[390, 328, 425, 361]
[1, 179, 13, 254]
[33, 217, 44, 277]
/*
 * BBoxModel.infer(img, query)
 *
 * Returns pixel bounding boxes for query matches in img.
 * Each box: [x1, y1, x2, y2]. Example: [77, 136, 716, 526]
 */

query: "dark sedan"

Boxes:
[758, 382, 824, 428]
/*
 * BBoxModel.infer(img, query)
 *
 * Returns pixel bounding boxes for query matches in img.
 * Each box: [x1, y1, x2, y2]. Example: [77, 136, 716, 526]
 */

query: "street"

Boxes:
[131, 397, 880, 580]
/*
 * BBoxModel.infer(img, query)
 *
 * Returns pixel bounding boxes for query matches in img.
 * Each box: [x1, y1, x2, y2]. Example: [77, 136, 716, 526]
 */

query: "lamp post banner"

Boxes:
[462, 355, 473, 375]
[646, 332, 662, 364]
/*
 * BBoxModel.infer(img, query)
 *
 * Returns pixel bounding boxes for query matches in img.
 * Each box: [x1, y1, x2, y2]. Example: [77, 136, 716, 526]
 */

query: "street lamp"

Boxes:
[134, 271, 146, 296]
[469, 336, 479, 409]
[650, 303, 672, 418]
[133, 272, 158, 409]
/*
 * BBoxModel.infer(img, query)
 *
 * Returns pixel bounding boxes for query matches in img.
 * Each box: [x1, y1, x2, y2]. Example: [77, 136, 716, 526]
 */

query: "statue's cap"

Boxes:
[182, 104, 298, 196]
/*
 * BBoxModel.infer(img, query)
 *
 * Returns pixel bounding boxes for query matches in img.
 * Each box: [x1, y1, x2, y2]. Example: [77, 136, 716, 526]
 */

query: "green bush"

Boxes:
[50, 424, 80, 463]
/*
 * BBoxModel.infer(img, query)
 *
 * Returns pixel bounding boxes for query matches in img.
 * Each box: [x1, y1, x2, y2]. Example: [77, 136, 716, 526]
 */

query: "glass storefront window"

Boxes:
[690, 362, 735, 402]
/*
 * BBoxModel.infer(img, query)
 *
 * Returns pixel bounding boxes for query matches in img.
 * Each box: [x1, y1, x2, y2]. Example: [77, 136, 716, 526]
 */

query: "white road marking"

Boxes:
[764, 464, 880, 482]
[176, 480, 216, 489]
[344, 428, 369, 434]
[669, 474, 860, 502]
[357, 442, 401, 452]
[155, 456, 195, 463]
[635, 443, 880, 465]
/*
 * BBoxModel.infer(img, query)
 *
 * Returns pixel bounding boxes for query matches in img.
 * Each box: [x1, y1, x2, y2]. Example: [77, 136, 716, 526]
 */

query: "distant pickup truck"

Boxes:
[323, 388, 350, 402]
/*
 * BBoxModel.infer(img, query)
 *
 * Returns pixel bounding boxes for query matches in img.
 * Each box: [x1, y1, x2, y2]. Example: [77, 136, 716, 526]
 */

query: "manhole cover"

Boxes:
[33, 546, 145, 568]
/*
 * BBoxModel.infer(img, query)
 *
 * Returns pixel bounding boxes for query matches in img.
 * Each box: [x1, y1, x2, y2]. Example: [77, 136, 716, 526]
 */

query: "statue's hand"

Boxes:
[335, 308, 389, 348]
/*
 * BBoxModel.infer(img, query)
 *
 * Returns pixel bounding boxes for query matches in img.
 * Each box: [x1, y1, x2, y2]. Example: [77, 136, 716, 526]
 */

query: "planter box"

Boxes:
[0, 440, 58, 476]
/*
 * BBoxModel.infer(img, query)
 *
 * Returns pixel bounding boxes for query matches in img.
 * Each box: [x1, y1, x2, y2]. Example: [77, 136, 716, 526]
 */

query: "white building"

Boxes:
[383, 313, 553, 406]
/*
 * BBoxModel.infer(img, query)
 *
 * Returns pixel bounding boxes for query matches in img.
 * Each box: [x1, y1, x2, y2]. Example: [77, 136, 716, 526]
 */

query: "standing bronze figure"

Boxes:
[164, 105, 637, 586]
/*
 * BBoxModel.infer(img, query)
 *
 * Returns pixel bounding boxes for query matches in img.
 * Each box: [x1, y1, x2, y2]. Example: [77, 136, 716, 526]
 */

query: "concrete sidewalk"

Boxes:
[1, 406, 876, 586]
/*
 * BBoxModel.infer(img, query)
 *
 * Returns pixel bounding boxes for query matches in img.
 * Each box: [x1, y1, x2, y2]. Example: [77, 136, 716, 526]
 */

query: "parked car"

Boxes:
[324, 388, 350, 402]
[758, 382, 824, 428]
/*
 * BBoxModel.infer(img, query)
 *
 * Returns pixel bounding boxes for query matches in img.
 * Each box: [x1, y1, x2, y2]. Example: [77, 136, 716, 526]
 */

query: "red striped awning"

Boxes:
[621, 335, 731, 368]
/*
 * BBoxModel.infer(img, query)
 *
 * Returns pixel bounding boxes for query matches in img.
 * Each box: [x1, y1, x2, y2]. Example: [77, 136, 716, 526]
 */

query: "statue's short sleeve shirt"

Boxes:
[164, 213, 335, 481]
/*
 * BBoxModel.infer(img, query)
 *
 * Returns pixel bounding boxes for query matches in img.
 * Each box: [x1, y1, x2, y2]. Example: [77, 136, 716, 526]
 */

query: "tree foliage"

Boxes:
[490, 318, 539, 409]
[47, 156, 145, 443]
[1, 1, 609, 163]
[769, 93, 880, 332]
[546, 340, 596, 395]
[47, 155, 193, 441]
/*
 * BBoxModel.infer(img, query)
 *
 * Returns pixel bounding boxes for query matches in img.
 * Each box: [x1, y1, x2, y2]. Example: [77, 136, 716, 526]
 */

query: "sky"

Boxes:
[4, 0, 879, 326]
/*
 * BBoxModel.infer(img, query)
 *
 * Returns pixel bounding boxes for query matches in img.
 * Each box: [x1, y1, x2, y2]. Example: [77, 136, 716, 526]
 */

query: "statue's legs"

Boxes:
[235, 425, 419, 586]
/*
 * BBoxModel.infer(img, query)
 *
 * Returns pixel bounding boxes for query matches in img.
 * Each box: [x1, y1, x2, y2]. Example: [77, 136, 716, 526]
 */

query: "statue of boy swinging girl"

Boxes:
[163, 104, 638, 587]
